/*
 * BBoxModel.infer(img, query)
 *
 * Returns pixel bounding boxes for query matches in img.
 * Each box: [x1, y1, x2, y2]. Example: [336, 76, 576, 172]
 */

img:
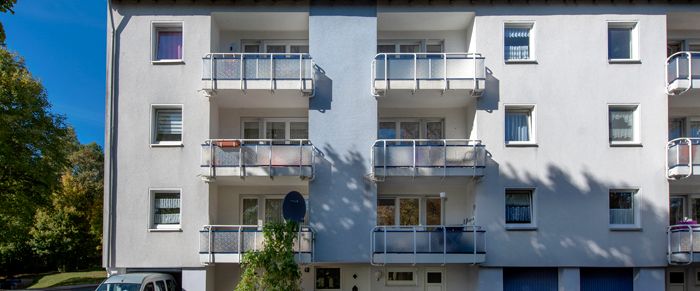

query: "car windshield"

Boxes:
[95, 283, 141, 291]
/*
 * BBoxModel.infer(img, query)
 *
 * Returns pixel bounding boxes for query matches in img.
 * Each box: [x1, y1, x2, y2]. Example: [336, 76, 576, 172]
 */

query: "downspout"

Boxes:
[105, 0, 117, 274]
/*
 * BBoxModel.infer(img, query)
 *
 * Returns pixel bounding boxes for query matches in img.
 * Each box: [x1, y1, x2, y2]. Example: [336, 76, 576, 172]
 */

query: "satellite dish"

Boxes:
[283, 191, 306, 222]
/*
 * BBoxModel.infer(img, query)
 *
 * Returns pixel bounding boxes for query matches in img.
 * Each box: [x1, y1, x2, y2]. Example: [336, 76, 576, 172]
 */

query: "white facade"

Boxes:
[104, 1, 700, 290]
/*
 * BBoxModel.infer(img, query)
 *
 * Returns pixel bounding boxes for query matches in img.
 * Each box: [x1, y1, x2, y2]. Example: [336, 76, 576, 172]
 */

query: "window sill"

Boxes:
[609, 142, 642, 147]
[148, 227, 182, 232]
[609, 225, 641, 231]
[152, 60, 185, 65]
[150, 142, 184, 148]
[505, 59, 538, 64]
[505, 142, 538, 147]
[505, 224, 537, 231]
[608, 59, 641, 64]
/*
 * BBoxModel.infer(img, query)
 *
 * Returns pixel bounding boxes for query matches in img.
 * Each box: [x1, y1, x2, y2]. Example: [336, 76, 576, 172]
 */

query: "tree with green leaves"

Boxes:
[236, 221, 302, 291]
[0, 46, 74, 275]
[0, 0, 17, 46]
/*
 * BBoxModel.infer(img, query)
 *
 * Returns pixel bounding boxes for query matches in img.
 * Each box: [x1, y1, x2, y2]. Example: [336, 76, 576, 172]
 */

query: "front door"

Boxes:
[425, 270, 444, 291]
[669, 270, 686, 291]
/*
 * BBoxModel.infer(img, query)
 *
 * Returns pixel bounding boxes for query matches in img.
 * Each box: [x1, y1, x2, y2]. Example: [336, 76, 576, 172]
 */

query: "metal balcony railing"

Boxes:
[370, 225, 485, 266]
[199, 225, 314, 264]
[371, 53, 486, 95]
[201, 139, 315, 179]
[202, 53, 314, 95]
[666, 51, 700, 95]
[667, 138, 700, 179]
[370, 139, 486, 180]
[668, 224, 700, 265]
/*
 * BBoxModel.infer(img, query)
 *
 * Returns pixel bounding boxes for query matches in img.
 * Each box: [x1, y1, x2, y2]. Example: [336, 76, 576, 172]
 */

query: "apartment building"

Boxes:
[104, 0, 700, 290]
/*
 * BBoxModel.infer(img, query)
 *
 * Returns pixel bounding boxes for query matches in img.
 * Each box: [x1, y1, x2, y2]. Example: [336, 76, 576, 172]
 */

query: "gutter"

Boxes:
[105, 0, 117, 274]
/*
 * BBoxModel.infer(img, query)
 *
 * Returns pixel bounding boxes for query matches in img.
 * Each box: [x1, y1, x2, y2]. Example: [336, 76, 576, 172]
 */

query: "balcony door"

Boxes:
[425, 270, 444, 291]
[669, 195, 700, 225]
[377, 196, 442, 226]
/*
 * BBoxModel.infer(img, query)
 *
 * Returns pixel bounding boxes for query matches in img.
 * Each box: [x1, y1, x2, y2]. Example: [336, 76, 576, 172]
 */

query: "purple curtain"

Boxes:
[157, 31, 182, 60]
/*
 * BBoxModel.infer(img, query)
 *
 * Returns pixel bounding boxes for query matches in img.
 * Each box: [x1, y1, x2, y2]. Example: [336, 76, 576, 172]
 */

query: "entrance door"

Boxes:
[669, 270, 686, 291]
[425, 270, 443, 291]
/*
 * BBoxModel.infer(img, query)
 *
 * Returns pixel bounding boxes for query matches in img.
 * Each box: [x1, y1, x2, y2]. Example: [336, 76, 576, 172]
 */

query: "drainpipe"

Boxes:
[105, 0, 117, 275]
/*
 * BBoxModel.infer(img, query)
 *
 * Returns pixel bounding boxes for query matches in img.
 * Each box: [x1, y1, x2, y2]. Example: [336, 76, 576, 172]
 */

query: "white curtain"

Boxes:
[154, 193, 180, 224]
[506, 193, 531, 223]
[506, 111, 530, 142]
[505, 27, 530, 60]
[609, 110, 633, 141]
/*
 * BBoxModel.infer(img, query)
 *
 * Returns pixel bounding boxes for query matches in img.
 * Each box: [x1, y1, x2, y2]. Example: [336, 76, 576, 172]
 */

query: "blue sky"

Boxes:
[1, 1, 106, 146]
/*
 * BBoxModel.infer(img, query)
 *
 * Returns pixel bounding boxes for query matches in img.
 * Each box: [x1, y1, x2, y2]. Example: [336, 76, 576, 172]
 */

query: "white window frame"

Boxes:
[378, 118, 445, 139]
[240, 194, 309, 226]
[504, 104, 537, 146]
[608, 104, 641, 146]
[503, 21, 536, 63]
[608, 188, 641, 230]
[150, 104, 184, 147]
[607, 21, 640, 63]
[148, 188, 182, 231]
[385, 268, 417, 286]
[504, 188, 537, 230]
[240, 40, 309, 54]
[151, 21, 184, 64]
[377, 39, 444, 53]
[376, 196, 442, 226]
[240, 117, 308, 140]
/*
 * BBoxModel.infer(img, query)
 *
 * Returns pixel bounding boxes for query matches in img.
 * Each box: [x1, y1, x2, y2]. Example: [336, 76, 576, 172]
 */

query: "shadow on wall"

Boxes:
[477, 67, 499, 112]
[481, 158, 668, 266]
[309, 144, 376, 262]
[310, 64, 332, 112]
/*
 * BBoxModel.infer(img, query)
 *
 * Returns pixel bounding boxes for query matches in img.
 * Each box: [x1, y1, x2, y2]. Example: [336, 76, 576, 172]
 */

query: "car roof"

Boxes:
[103, 273, 174, 284]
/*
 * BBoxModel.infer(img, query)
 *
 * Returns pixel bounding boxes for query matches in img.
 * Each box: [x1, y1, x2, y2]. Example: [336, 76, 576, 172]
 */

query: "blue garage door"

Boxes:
[580, 268, 633, 291]
[503, 268, 558, 291]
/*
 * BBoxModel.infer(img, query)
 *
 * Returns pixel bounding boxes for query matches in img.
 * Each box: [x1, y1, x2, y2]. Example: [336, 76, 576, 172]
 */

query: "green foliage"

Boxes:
[0, 46, 74, 274]
[29, 143, 104, 272]
[236, 221, 302, 291]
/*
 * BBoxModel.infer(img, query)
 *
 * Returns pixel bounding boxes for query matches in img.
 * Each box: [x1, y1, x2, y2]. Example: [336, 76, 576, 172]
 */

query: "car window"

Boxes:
[144, 282, 155, 291]
[155, 281, 166, 291]
[166, 280, 176, 291]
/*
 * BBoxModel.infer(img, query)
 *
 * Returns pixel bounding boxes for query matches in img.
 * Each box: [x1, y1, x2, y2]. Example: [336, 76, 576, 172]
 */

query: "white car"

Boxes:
[95, 273, 177, 291]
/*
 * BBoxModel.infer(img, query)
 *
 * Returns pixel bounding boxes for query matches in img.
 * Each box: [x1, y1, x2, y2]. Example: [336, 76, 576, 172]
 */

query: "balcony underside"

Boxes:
[201, 166, 313, 179]
[373, 166, 484, 177]
[199, 252, 312, 264]
[203, 79, 313, 94]
[374, 79, 485, 95]
[668, 79, 700, 95]
[372, 253, 485, 264]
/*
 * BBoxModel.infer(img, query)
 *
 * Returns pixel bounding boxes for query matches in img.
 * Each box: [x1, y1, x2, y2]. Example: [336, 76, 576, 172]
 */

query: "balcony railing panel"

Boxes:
[371, 225, 485, 265]
[667, 138, 700, 179]
[668, 224, 700, 264]
[667, 52, 700, 95]
[199, 225, 313, 263]
[203, 54, 313, 80]
[201, 139, 315, 179]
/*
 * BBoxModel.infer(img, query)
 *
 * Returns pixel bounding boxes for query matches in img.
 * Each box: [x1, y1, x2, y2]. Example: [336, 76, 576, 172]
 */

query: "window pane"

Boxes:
[377, 198, 396, 226]
[690, 121, 700, 138]
[242, 198, 259, 225]
[427, 272, 442, 284]
[266, 122, 286, 140]
[692, 198, 700, 222]
[399, 198, 419, 225]
[290, 45, 309, 54]
[608, 27, 632, 59]
[400, 122, 420, 139]
[266, 45, 286, 53]
[243, 121, 260, 139]
[378, 45, 396, 53]
[609, 191, 634, 224]
[156, 109, 182, 142]
[290, 122, 308, 139]
[265, 199, 283, 224]
[506, 190, 531, 224]
[669, 118, 685, 141]
[426, 122, 444, 140]
[243, 44, 260, 53]
[609, 108, 634, 142]
[316, 268, 340, 289]
[504, 26, 530, 60]
[154, 192, 180, 225]
[400, 44, 420, 53]
[670, 197, 685, 225]
[669, 272, 685, 284]
[426, 198, 441, 225]
[379, 122, 397, 139]
[505, 110, 530, 142]
[388, 271, 414, 281]
[156, 30, 182, 60]
[426, 44, 443, 53]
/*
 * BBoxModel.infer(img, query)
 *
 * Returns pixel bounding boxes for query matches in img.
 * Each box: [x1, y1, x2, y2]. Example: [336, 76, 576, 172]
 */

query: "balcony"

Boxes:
[371, 53, 485, 98]
[199, 225, 314, 264]
[668, 224, 700, 265]
[667, 138, 700, 179]
[200, 139, 315, 181]
[370, 225, 485, 265]
[202, 53, 314, 97]
[667, 52, 700, 95]
[370, 139, 486, 181]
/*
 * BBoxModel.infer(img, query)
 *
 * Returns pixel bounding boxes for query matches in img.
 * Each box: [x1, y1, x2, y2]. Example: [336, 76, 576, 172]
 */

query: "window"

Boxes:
[505, 105, 535, 145]
[608, 105, 640, 145]
[670, 196, 686, 225]
[265, 198, 284, 224]
[376, 197, 441, 226]
[505, 189, 534, 227]
[243, 44, 260, 53]
[240, 41, 309, 54]
[426, 272, 442, 284]
[669, 271, 685, 285]
[503, 268, 558, 291]
[609, 189, 637, 227]
[608, 22, 638, 61]
[151, 190, 181, 230]
[377, 119, 444, 141]
[669, 118, 685, 141]
[386, 270, 416, 286]
[504, 23, 534, 61]
[152, 105, 182, 145]
[376, 40, 444, 54]
[241, 118, 308, 142]
[242, 196, 307, 225]
[242, 198, 259, 225]
[316, 268, 340, 289]
[152, 22, 183, 62]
